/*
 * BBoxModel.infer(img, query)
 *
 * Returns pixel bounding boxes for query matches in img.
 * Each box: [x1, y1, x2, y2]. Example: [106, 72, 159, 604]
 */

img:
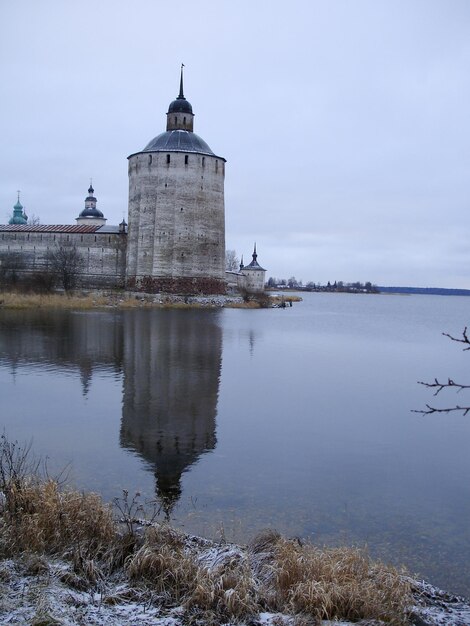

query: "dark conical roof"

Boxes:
[244, 243, 266, 271]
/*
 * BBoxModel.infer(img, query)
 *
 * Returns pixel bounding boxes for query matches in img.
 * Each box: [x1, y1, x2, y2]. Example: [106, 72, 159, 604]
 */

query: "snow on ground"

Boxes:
[2, 556, 470, 626]
[410, 579, 470, 626]
[1, 553, 470, 625]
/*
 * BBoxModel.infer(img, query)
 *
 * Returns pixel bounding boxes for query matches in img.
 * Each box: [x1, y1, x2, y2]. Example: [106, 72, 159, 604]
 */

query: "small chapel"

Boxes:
[0, 70, 266, 295]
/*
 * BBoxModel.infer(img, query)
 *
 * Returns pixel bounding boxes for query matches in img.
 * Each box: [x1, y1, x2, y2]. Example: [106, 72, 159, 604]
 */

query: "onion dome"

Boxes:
[8, 192, 28, 225]
[76, 183, 107, 225]
[78, 184, 104, 219]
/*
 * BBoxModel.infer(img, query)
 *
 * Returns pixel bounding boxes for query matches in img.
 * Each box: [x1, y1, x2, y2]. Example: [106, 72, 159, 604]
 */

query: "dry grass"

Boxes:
[127, 526, 259, 619]
[1, 479, 115, 556]
[0, 440, 412, 623]
[250, 531, 411, 625]
[225, 300, 262, 308]
[0, 292, 109, 309]
[0, 290, 299, 310]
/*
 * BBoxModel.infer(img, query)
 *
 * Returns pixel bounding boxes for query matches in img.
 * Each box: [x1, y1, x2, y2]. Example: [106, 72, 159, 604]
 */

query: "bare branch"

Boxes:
[414, 327, 470, 416]
[417, 378, 470, 396]
[412, 404, 470, 416]
[442, 326, 470, 350]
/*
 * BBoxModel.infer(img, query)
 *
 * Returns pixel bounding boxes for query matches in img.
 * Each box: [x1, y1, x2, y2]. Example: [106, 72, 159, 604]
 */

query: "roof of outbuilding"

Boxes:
[244, 258, 266, 271]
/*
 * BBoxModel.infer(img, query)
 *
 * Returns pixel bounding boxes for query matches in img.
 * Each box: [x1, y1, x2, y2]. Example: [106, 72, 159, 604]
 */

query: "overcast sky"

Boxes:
[1, 0, 470, 287]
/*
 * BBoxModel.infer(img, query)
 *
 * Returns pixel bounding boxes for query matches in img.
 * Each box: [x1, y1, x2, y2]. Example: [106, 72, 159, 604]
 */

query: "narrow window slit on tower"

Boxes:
[185, 155, 188, 165]
[166, 154, 170, 164]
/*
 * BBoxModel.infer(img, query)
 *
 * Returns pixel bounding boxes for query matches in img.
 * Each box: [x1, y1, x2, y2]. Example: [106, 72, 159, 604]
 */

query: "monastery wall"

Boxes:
[0, 228, 126, 288]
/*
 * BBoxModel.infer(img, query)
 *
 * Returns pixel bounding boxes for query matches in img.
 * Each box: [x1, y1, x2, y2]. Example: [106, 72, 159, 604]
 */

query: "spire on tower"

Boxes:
[178, 63, 185, 99]
[252, 242, 257, 262]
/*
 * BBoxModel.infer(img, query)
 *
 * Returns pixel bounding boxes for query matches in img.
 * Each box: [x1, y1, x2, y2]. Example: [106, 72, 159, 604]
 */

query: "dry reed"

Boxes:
[0, 441, 412, 624]
[1, 479, 115, 557]
[0, 292, 109, 309]
[250, 531, 411, 625]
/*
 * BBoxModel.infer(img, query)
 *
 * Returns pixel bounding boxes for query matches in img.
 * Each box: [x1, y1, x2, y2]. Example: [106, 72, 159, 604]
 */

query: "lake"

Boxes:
[1, 292, 470, 596]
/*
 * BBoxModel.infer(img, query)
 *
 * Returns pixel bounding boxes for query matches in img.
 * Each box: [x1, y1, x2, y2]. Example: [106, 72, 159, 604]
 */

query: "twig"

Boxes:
[442, 326, 470, 350]
[412, 404, 470, 416]
[417, 378, 470, 396]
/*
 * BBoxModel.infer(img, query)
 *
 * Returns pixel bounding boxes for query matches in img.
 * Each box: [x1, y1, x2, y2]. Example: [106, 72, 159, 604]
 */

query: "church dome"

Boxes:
[79, 206, 104, 219]
[76, 184, 106, 223]
[143, 130, 216, 156]
[79, 185, 104, 218]
[168, 98, 193, 114]
[9, 194, 28, 225]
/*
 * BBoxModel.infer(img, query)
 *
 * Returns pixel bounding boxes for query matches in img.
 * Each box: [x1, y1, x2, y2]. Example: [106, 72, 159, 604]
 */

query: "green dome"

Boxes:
[9, 197, 28, 225]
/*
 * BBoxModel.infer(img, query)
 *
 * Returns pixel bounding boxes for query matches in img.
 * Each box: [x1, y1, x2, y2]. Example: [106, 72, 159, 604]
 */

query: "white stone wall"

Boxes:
[241, 268, 266, 293]
[126, 150, 226, 293]
[0, 230, 126, 288]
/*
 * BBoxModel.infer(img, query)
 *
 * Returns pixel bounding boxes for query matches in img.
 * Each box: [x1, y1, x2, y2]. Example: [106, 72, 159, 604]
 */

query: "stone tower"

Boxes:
[240, 243, 266, 293]
[126, 69, 226, 294]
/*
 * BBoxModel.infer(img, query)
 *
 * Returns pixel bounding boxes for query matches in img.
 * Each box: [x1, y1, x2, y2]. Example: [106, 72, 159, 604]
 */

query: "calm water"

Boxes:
[1, 293, 470, 596]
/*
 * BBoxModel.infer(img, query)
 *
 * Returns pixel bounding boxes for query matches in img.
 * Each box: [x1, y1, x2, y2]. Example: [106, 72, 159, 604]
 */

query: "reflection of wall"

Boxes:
[120, 309, 222, 514]
[0, 309, 123, 393]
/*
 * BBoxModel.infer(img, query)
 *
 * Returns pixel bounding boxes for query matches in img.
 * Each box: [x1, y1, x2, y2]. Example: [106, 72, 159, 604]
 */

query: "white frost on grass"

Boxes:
[0, 558, 178, 626]
[410, 578, 470, 626]
[2, 550, 470, 626]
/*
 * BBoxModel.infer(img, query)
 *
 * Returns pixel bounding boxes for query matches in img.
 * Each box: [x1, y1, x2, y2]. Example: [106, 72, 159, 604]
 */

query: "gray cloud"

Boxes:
[1, 0, 469, 287]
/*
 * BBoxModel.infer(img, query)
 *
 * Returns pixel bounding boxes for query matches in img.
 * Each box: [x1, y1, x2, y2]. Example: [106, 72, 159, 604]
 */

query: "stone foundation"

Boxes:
[127, 275, 227, 295]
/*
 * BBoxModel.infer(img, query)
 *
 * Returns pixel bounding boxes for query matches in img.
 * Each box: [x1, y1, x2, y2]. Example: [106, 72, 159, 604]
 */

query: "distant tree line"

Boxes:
[266, 277, 379, 293]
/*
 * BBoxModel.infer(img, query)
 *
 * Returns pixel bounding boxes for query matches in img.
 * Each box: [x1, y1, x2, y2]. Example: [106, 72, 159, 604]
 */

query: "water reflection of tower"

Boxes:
[120, 310, 222, 516]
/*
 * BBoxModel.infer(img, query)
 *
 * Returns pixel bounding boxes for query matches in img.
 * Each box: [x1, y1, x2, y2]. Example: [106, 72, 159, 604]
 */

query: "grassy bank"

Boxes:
[0, 440, 412, 625]
[0, 291, 302, 310]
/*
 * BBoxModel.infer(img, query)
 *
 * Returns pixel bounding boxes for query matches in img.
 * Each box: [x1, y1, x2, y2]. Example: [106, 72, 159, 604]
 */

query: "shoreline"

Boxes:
[0, 290, 302, 310]
[2, 514, 470, 626]
[0, 446, 468, 626]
